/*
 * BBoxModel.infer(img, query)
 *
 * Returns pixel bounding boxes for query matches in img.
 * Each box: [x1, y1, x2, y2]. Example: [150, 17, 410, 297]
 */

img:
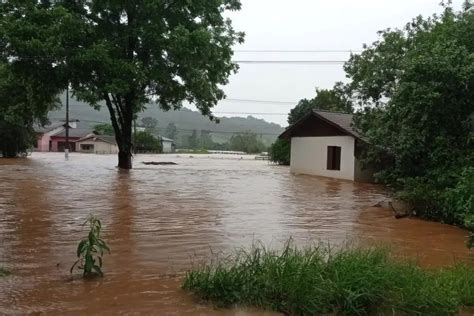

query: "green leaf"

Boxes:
[77, 239, 87, 257]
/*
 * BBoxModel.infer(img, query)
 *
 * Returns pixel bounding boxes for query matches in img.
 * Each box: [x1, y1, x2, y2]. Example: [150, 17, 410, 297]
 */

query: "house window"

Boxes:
[81, 144, 94, 151]
[327, 146, 341, 171]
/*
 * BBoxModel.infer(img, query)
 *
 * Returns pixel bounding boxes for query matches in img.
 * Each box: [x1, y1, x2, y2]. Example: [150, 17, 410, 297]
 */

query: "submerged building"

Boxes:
[279, 110, 374, 182]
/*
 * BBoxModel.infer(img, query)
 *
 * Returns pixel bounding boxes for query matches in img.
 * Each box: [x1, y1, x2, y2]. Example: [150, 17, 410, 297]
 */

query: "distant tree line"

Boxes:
[178, 129, 266, 153]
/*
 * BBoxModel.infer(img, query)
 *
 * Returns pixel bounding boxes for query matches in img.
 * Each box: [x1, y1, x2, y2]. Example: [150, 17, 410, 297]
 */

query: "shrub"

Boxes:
[71, 215, 110, 277]
[183, 242, 474, 315]
[270, 139, 290, 165]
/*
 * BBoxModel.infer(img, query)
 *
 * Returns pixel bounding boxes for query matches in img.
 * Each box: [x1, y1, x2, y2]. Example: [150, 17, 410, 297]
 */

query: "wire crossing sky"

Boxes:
[183, 0, 465, 127]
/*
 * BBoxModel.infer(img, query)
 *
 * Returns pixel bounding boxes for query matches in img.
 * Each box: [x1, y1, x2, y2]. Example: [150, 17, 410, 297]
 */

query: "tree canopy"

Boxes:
[141, 117, 158, 135]
[94, 123, 115, 136]
[229, 133, 266, 153]
[346, 3, 474, 226]
[135, 131, 161, 153]
[0, 62, 59, 157]
[164, 123, 178, 141]
[287, 82, 353, 125]
[0, 0, 244, 168]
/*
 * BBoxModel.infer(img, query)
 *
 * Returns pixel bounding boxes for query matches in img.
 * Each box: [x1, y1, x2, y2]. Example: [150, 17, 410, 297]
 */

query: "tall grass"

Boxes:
[183, 242, 474, 315]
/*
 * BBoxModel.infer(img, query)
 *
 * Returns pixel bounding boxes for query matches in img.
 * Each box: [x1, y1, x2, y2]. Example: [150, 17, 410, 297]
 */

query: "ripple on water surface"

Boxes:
[0, 153, 472, 314]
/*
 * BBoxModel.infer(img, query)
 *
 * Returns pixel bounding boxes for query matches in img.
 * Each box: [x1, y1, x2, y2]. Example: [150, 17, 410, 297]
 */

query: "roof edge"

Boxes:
[278, 109, 361, 141]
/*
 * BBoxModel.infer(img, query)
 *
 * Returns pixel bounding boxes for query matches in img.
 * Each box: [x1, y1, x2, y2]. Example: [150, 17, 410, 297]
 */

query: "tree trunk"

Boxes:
[103, 92, 135, 169]
[118, 150, 132, 169]
[117, 118, 133, 169]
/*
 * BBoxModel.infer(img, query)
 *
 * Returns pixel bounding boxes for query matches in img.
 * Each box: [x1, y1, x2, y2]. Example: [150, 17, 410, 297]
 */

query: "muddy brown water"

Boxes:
[0, 153, 472, 315]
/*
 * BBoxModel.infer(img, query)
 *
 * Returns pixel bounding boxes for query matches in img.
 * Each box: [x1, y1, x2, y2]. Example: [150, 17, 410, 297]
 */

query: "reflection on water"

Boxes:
[0, 153, 472, 314]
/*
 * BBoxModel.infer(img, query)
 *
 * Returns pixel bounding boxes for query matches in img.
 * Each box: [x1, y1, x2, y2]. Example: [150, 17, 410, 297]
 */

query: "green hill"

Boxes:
[49, 96, 284, 146]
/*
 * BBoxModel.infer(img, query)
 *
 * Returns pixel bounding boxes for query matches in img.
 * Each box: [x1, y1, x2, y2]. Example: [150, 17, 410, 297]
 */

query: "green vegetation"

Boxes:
[1, 1, 244, 169]
[178, 130, 266, 153]
[344, 4, 474, 237]
[229, 133, 266, 154]
[134, 131, 162, 153]
[71, 216, 110, 278]
[184, 242, 474, 315]
[0, 267, 10, 277]
[288, 82, 353, 126]
[164, 123, 178, 141]
[141, 117, 158, 135]
[269, 139, 290, 165]
[93, 123, 115, 136]
[0, 61, 59, 158]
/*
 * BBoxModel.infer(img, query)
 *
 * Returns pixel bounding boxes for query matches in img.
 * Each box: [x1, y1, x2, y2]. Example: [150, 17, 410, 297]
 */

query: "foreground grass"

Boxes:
[183, 243, 474, 315]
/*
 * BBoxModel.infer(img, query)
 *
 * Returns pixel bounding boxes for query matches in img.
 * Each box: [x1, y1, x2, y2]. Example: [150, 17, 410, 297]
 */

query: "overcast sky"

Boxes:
[186, 0, 464, 127]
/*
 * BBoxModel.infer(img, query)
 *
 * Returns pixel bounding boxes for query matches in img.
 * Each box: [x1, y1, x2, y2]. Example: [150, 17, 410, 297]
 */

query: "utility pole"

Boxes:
[133, 118, 137, 154]
[65, 86, 69, 160]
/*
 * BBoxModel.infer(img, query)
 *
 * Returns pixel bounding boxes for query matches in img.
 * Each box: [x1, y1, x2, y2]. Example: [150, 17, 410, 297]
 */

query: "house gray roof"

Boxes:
[313, 110, 361, 139]
[35, 120, 79, 134]
[160, 136, 174, 142]
[279, 109, 362, 140]
[35, 122, 65, 134]
[77, 134, 117, 145]
[52, 128, 93, 138]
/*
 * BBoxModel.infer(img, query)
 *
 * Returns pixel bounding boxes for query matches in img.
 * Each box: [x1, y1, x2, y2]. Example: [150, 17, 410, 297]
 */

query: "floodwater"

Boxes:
[0, 153, 472, 315]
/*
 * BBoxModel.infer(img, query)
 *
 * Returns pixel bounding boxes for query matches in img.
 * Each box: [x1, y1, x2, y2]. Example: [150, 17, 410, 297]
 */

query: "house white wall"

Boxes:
[76, 140, 118, 154]
[161, 140, 173, 153]
[290, 136, 355, 181]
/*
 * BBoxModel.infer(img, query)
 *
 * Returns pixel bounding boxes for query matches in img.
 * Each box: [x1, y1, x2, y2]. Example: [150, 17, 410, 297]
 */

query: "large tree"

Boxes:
[1, 0, 244, 168]
[345, 3, 474, 225]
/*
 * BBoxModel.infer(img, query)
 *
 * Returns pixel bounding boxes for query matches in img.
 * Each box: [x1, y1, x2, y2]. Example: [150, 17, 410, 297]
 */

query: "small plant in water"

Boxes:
[71, 215, 110, 277]
[0, 267, 10, 277]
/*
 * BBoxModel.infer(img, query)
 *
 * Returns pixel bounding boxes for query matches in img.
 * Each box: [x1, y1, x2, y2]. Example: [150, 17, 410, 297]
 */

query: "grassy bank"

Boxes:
[183, 243, 474, 315]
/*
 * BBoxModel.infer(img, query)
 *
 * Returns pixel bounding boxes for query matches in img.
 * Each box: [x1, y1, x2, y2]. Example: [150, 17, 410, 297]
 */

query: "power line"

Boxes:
[234, 49, 361, 53]
[233, 60, 345, 64]
[214, 111, 287, 115]
[222, 98, 297, 105]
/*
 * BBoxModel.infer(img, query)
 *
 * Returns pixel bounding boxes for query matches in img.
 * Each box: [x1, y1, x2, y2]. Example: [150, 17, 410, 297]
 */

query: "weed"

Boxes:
[183, 241, 474, 315]
[71, 215, 110, 277]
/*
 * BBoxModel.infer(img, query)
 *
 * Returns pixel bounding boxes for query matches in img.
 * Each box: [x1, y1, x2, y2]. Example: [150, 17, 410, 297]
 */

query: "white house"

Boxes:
[160, 136, 175, 153]
[279, 110, 374, 182]
[76, 134, 119, 154]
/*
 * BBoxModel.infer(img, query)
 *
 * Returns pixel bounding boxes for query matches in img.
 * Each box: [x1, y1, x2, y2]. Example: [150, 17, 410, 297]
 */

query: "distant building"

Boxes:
[160, 136, 175, 153]
[49, 128, 93, 152]
[279, 110, 374, 182]
[35, 120, 88, 152]
[76, 134, 119, 154]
